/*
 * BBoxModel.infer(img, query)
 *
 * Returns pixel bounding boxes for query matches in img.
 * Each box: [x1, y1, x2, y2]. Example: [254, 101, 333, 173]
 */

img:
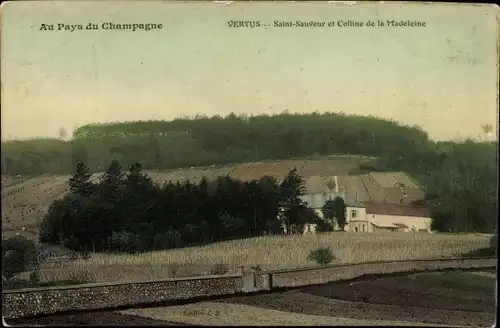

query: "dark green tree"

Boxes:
[98, 160, 126, 232]
[68, 161, 93, 196]
[39, 196, 71, 245]
[100, 160, 124, 194]
[321, 198, 337, 231]
[279, 168, 310, 234]
[258, 175, 282, 234]
[331, 196, 347, 231]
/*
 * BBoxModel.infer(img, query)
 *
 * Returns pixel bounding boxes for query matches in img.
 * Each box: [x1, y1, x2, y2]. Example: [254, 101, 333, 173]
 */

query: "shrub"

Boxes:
[167, 262, 181, 278]
[69, 251, 78, 261]
[2, 236, 38, 279]
[210, 262, 229, 275]
[152, 230, 183, 250]
[3, 278, 31, 290]
[81, 251, 91, 260]
[313, 218, 335, 233]
[66, 270, 96, 284]
[4, 270, 99, 290]
[108, 230, 142, 253]
[308, 247, 336, 266]
[29, 270, 41, 286]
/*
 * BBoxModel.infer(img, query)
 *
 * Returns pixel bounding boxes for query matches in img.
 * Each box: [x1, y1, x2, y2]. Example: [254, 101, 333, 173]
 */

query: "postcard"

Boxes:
[1, 1, 498, 326]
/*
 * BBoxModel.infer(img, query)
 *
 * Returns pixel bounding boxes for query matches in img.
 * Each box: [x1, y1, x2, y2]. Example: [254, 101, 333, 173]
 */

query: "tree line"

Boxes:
[368, 140, 497, 233]
[39, 161, 347, 253]
[2, 112, 430, 175]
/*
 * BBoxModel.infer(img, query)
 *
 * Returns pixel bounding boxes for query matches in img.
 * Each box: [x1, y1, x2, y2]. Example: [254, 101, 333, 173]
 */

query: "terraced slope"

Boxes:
[337, 172, 424, 205]
[2, 175, 70, 233]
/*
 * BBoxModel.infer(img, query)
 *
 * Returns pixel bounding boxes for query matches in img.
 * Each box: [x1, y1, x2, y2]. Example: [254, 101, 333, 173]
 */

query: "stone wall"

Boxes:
[268, 257, 496, 288]
[3, 274, 242, 319]
[3, 257, 496, 319]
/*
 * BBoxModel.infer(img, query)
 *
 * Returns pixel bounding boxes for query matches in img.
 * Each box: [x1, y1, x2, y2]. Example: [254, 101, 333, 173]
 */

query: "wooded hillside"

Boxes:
[2, 112, 431, 175]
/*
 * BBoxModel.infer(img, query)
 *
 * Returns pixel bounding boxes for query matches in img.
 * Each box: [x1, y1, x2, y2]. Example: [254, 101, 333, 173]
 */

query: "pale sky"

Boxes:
[1, 1, 498, 141]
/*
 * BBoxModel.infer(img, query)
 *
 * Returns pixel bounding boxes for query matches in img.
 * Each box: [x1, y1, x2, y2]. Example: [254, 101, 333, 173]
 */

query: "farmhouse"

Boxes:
[345, 202, 432, 233]
[300, 172, 431, 233]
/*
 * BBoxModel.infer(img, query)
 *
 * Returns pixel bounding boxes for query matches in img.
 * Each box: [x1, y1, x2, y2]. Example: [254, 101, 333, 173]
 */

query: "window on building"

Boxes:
[351, 209, 357, 219]
[354, 227, 359, 232]
[362, 225, 365, 232]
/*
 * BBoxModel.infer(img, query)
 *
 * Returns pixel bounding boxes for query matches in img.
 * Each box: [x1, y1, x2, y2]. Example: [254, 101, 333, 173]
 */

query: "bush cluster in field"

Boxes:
[308, 247, 336, 266]
[1, 236, 96, 289]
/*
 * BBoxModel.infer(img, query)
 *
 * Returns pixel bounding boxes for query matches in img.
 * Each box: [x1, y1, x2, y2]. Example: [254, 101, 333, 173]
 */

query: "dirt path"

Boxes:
[216, 290, 494, 327]
[120, 301, 454, 327]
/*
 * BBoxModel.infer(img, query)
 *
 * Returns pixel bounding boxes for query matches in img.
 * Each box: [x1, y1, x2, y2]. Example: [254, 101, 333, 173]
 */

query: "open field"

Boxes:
[2, 175, 71, 233]
[1, 154, 370, 236]
[18, 232, 492, 284]
[11, 270, 493, 326]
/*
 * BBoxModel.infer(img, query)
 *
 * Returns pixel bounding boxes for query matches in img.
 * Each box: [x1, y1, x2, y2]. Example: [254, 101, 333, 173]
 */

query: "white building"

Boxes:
[298, 172, 432, 234]
[345, 202, 432, 233]
[300, 175, 346, 233]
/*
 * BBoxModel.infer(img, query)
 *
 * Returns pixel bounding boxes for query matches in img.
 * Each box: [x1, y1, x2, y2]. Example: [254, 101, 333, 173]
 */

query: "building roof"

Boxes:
[300, 191, 345, 209]
[369, 172, 421, 189]
[371, 222, 398, 228]
[393, 223, 409, 229]
[337, 175, 371, 204]
[303, 175, 336, 194]
[336, 172, 425, 205]
[364, 202, 431, 218]
[301, 172, 426, 209]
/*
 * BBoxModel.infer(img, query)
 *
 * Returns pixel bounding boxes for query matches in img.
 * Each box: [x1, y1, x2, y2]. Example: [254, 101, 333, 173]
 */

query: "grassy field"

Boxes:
[21, 232, 491, 284]
[1, 154, 370, 234]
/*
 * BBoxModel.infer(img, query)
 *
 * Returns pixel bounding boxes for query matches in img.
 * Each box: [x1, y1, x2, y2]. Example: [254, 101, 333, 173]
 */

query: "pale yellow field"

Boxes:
[2, 175, 70, 231]
[30, 232, 491, 283]
[119, 301, 460, 326]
